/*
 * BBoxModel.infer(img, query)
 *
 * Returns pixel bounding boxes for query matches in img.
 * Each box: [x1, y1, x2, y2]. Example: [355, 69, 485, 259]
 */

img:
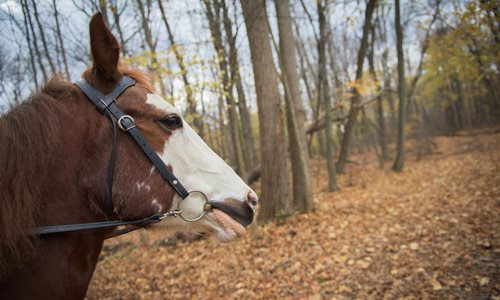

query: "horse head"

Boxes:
[81, 12, 258, 242]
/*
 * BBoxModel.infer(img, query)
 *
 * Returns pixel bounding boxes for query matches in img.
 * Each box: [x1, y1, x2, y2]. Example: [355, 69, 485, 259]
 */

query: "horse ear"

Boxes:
[89, 12, 120, 81]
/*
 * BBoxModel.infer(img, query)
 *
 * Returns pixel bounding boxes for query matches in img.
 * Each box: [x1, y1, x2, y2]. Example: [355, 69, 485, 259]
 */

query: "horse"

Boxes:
[0, 12, 257, 299]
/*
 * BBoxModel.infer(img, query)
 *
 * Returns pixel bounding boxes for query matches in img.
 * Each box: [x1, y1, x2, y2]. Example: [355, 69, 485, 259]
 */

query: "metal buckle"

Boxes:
[176, 191, 211, 222]
[117, 115, 136, 131]
[159, 208, 182, 219]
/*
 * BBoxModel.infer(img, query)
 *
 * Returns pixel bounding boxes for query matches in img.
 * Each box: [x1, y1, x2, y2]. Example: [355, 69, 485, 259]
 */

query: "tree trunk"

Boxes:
[295, 32, 318, 155]
[326, 13, 343, 99]
[135, 0, 167, 98]
[109, 0, 129, 57]
[317, 0, 338, 191]
[20, 0, 39, 89]
[220, 0, 257, 167]
[378, 6, 397, 132]
[392, 0, 407, 172]
[241, 0, 292, 220]
[99, 0, 111, 26]
[368, 23, 388, 163]
[275, 0, 314, 211]
[52, 0, 70, 79]
[406, 0, 441, 118]
[22, 0, 47, 82]
[31, 0, 56, 75]
[217, 93, 229, 159]
[380, 52, 396, 133]
[204, 0, 247, 178]
[293, 18, 325, 156]
[157, 0, 204, 137]
[336, 0, 377, 173]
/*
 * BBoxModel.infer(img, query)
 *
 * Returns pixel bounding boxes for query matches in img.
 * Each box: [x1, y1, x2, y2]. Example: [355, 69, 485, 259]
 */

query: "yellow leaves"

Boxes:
[355, 257, 372, 269]
[183, 114, 195, 124]
[430, 277, 443, 291]
[333, 254, 348, 264]
[478, 277, 490, 286]
[327, 225, 336, 239]
[337, 284, 352, 293]
[419, 3, 496, 111]
[409, 242, 419, 251]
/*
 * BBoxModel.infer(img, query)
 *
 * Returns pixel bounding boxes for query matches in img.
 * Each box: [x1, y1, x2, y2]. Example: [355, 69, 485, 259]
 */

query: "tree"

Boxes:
[368, 19, 388, 165]
[407, 0, 441, 118]
[203, 0, 247, 177]
[18, 0, 39, 89]
[108, 0, 130, 57]
[20, 0, 47, 83]
[51, 0, 70, 79]
[418, 2, 499, 130]
[135, 0, 168, 98]
[157, 0, 205, 137]
[220, 0, 257, 168]
[336, 0, 377, 173]
[317, 0, 338, 191]
[392, 0, 406, 172]
[378, 4, 397, 132]
[275, 0, 314, 210]
[241, 0, 291, 220]
[31, 0, 56, 75]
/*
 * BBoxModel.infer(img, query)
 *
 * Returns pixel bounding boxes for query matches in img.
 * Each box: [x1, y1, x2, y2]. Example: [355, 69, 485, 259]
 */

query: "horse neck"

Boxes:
[0, 92, 108, 299]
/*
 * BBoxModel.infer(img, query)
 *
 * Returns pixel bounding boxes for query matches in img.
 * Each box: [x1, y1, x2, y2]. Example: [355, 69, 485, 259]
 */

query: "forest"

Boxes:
[0, 0, 499, 298]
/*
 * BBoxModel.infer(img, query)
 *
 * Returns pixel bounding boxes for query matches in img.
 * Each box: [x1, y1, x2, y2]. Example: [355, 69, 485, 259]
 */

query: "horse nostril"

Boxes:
[247, 191, 258, 208]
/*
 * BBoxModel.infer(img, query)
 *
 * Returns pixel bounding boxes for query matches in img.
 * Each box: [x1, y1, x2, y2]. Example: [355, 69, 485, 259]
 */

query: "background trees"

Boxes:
[241, 0, 291, 220]
[0, 0, 498, 221]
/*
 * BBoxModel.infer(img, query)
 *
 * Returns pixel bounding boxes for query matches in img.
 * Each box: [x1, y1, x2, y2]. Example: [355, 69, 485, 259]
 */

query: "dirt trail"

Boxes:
[87, 132, 500, 299]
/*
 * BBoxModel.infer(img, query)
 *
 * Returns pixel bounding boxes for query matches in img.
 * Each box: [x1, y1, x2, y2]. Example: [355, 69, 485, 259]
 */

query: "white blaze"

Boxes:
[145, 94, 253, 209]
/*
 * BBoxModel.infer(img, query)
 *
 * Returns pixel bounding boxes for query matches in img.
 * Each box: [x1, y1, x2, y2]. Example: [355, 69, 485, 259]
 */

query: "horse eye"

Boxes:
[158, 114, 183, 130]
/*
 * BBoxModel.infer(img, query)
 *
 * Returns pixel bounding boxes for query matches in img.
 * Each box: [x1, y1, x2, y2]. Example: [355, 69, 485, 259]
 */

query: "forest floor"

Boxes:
[86, 127, 500, 300]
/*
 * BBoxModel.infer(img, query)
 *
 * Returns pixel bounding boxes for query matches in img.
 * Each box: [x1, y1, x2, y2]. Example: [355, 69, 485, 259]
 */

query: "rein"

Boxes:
[31, 76, 207, 239]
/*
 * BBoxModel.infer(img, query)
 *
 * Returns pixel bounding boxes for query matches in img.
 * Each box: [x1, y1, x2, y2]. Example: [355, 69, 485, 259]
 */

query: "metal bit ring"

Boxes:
[176, 191, 210, 222]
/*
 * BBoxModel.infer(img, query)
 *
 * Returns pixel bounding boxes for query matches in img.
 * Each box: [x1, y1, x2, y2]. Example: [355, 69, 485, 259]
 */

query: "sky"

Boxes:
[0, 0, 439, 113]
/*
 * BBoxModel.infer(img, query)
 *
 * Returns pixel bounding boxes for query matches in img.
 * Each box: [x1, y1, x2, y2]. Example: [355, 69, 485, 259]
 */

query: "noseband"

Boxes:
[31, 75, 210, 238]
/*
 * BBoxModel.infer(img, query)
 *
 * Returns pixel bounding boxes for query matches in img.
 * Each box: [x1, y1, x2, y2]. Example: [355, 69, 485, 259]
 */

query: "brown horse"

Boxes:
[0, 13, 257, 299]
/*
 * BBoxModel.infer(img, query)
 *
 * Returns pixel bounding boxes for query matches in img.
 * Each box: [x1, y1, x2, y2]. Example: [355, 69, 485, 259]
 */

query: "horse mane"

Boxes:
[0, 76, 71, 278]
[0, 68, 155, 278]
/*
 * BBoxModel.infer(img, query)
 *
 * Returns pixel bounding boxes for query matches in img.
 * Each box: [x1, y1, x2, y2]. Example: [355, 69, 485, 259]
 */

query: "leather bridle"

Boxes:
[31, 75, 209, 239]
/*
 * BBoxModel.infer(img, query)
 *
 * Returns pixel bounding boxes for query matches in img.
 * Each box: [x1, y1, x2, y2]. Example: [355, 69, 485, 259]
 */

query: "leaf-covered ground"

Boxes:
[87, 129, 500, 299]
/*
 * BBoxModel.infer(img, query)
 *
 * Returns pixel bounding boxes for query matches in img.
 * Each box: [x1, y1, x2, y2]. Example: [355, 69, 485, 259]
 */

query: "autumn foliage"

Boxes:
[87, 129, 500, 299]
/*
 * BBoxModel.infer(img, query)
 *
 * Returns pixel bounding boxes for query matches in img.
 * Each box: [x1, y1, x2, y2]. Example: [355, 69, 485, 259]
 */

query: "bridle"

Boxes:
[31, 75, 210, 238]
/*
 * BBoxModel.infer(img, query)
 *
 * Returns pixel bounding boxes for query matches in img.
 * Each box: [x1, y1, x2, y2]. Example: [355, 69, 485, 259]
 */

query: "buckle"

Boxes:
[117, 115, 136, 131]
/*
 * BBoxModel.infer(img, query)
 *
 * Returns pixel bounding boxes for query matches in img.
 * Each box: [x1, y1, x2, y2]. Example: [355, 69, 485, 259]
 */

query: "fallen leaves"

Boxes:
[430, 278, 443, 291]
[86, 132, 500, 299]
[479, 277, 490, 286]
[409, 242, 419, 251]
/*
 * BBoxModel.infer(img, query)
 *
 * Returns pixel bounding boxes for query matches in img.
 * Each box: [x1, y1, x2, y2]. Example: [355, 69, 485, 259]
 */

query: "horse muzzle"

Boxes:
[207, 192, 257, 228]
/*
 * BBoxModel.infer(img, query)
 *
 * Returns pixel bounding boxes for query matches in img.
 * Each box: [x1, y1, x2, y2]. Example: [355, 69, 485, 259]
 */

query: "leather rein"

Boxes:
[31, 75, 203, 239]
